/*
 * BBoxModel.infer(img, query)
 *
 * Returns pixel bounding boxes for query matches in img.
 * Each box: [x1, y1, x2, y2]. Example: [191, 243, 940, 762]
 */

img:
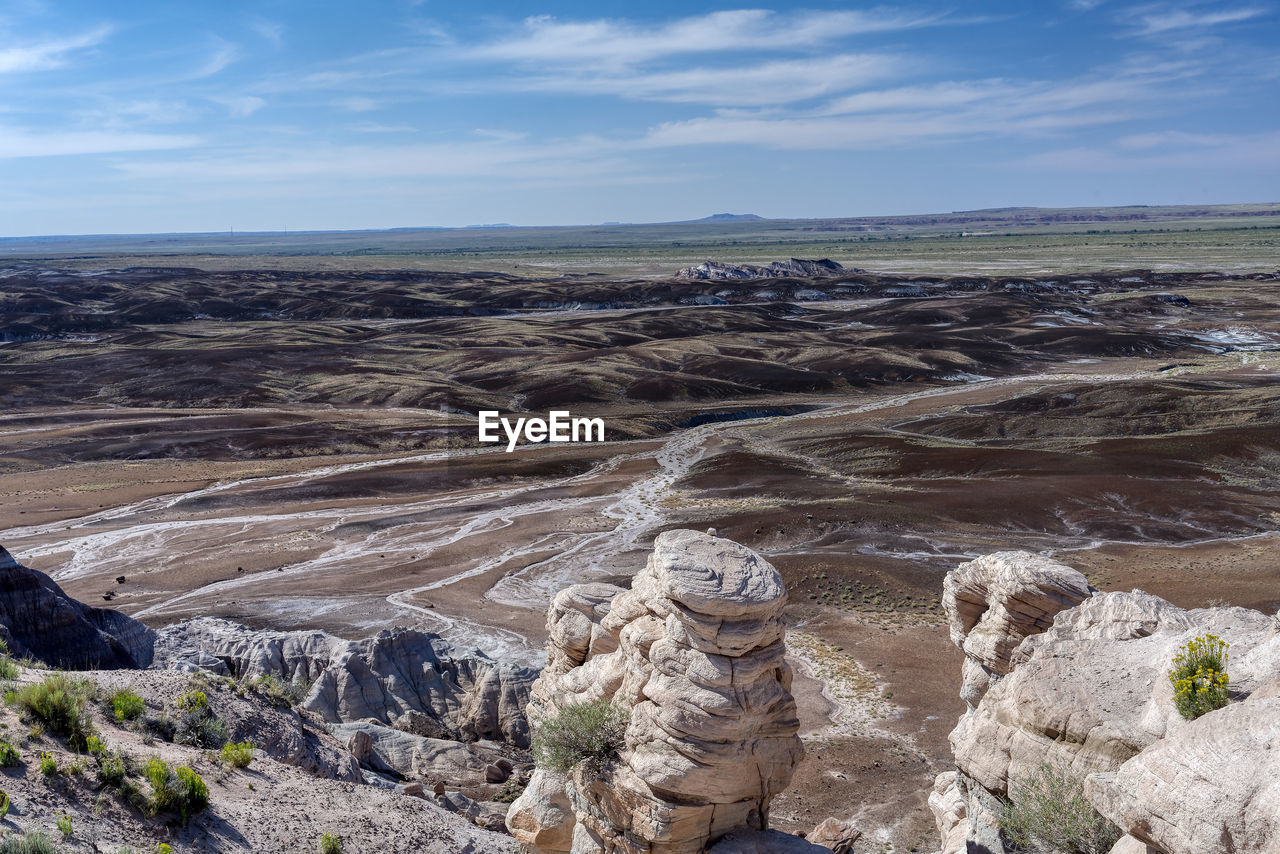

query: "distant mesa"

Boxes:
[675, 257, 849, 280]
[686, 213, 766, 223]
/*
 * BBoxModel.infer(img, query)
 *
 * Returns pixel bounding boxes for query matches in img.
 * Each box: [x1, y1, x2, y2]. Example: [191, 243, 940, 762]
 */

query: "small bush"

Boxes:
[38, 751, 57, 778]
[56, 814, 73, 839]
[492, 776, 527, 803]
[0, 739, 18, 767]
[0, 789, 9, 818]
[112, 689, 146, 723]
[98, 751, 127, 787]
[221, 741, 255, 769]
[12, 674, 97, 751]
[0, 832, 59, 854]
[1169, 634, 1230, 720]
[175, 709, 226, 749]
[145, 758, 209, 824]
[319, 832, 343, 854]
[175, 690, 208, 714]
[141, 713, 176, 742]
[999, 762, 1121, 854]
[531, 700, 629, 774]
[0, 640, 19, 680]
[250, 674, 310, 708]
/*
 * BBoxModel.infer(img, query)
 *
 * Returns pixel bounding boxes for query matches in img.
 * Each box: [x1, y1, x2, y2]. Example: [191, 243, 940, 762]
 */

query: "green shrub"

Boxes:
[175, 709, 226, 749]
[175, 690, 208, 714]
[38, 751, 57, 778]
[12, 674, 96, 750]
[492, 776, 527, 803]
[531, 700, 629, 774]
[56, 814, 73, 839]
[250, 674, 310, 708]
[0, 640, 18, 680]
[0, 739, 18, 767]
[98, 750, 127, 787]
[0, 832, 59, 854]
[221, 741, 255, 769]
[145, 758, 209, 824]
[112, 689, 146, 723]
[0, 789, 8, 818]
[319, 832, 343, 854]
[999, 762, 1121, 854]
[1169, 634, 1230, 720]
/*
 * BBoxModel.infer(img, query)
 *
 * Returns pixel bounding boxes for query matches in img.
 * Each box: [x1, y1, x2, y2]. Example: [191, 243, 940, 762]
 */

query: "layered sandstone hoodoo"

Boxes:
[934, 550, 1280, 854]
[508, 530, 804, 854]
[0, 545, 154, 669]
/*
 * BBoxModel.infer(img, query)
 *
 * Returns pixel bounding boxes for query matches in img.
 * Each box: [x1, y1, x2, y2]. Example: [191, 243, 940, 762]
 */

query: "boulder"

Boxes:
[806, 817, 860, 852]
[0, 545, 154, 669]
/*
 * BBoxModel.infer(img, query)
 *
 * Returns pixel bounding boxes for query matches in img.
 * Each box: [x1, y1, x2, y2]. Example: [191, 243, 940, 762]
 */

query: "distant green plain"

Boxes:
[4, 202, 1277, 277]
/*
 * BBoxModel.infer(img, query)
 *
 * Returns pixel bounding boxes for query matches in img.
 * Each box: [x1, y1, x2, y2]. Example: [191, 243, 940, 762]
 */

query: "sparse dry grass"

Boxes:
[787, 632, 896, 738]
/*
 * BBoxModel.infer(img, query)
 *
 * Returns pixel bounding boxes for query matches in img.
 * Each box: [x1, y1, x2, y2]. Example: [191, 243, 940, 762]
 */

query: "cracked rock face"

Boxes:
[508, 530, 803, 854]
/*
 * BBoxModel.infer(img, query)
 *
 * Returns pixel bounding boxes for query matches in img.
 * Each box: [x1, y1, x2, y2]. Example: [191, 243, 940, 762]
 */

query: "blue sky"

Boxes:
[1, 0, 1278, 235]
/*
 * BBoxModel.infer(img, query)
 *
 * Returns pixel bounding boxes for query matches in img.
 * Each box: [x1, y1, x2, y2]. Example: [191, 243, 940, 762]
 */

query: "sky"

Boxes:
[1, 0, 1278, 235]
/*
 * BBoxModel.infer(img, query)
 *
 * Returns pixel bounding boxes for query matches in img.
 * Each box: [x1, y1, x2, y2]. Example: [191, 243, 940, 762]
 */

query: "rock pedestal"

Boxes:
[508, 530, 803, 854]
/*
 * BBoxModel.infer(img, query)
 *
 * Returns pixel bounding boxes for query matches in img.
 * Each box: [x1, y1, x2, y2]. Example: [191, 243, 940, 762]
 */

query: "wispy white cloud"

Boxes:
[0, 128, 197, 159]
[109, 137, 634, 184]
[247, 16, 283, 46]
[1022, 130, 1280, 170]
[211, 95, 266, 118]
[640, 63, 1194, 150]
[191, 38, 238, 78]
[467, 9, 943, 67]
[509, 53, 897, 107]
[0, 25, 110, 74]
[1125, 4, 1267, 35]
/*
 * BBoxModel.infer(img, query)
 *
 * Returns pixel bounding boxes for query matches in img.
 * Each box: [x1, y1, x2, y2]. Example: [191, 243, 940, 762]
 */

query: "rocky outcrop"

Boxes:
[154, 616, 535, 748]
[674, 259, 846, 280]
[1086, 698, 1280, 853]
[507, 530, 803, 854]
[943, 550, 1091, 712]
[935, 549, 1280, 854]
[0, 545, 154, 669]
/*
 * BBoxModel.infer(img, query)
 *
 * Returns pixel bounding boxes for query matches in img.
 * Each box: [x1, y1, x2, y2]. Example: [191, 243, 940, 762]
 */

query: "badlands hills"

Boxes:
[0, 255, 1277, 850]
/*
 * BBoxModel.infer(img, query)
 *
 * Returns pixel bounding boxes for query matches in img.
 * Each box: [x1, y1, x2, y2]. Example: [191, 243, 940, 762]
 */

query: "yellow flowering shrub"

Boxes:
[1169, 634, 1229, 720]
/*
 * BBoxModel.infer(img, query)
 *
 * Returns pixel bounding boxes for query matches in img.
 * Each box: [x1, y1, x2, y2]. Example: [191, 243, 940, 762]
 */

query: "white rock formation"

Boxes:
[935, 548, 1280, 854]
[508, 530, 804, 854]
[155, 617, 534, 748]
